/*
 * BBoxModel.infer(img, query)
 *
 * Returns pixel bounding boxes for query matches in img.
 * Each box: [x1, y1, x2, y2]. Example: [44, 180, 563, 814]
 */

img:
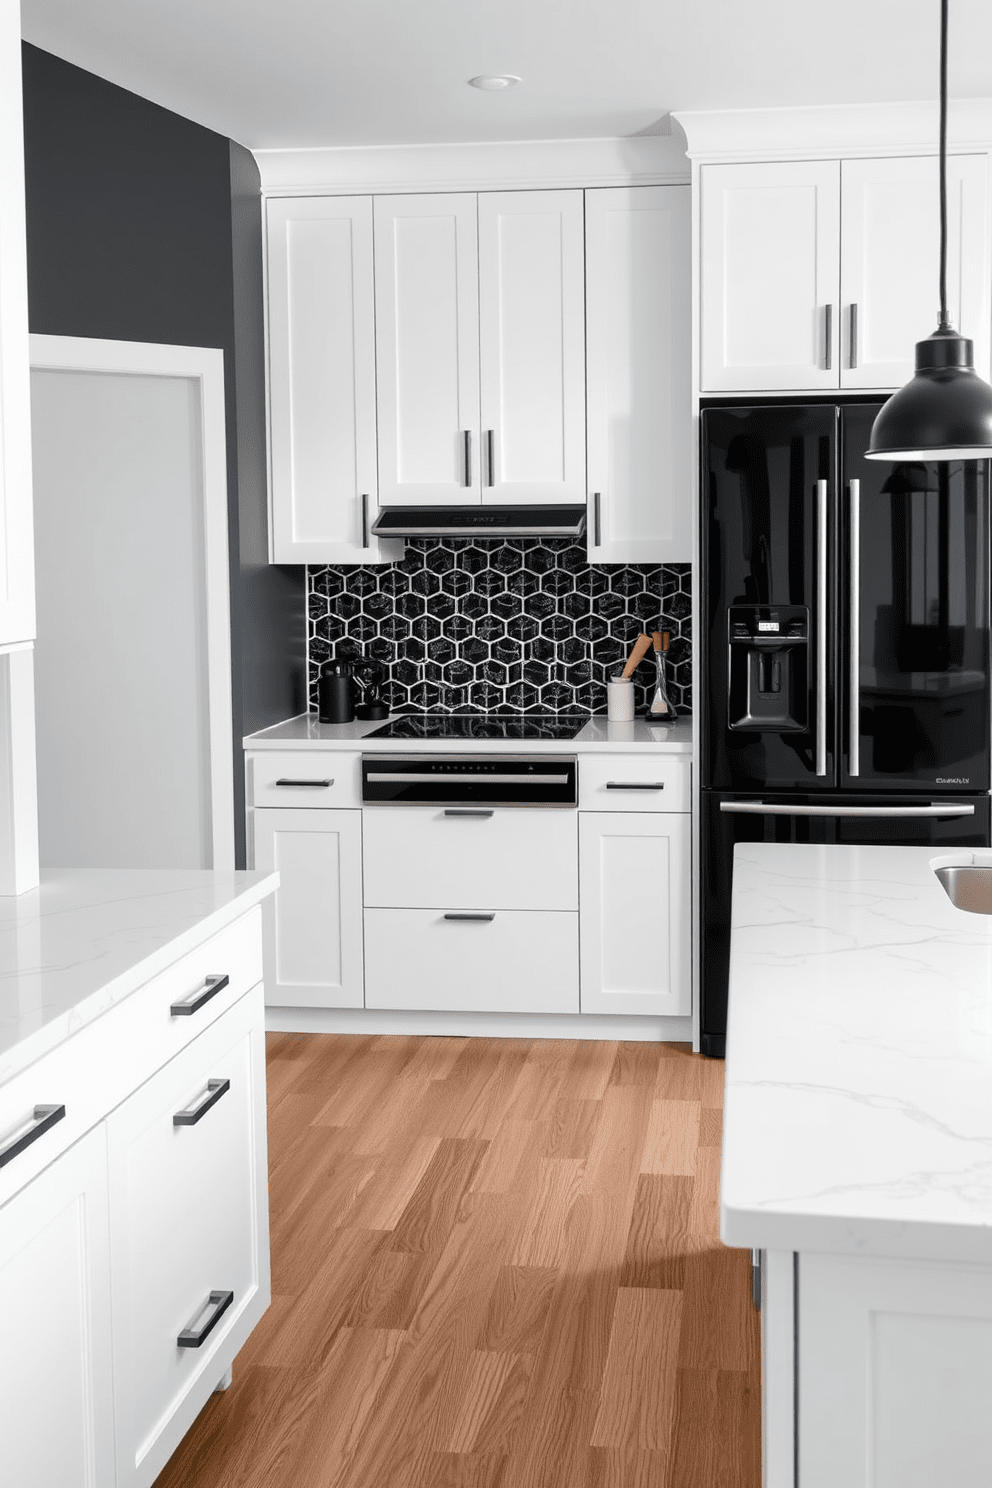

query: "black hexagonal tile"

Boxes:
[412, 615, 443, 643]
[461, 591, 489, 621]
[491, 592, 523, 621]
[396, 592, 427, 620]
[425, 544, 456, 574]
[506, 614, 540, 643]
[476, 616, 504, 644]
[428, 637, 456, 665]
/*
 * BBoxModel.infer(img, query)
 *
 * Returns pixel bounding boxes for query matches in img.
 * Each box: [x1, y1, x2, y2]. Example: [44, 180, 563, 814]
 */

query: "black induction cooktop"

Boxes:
[364, 714, 589, 742]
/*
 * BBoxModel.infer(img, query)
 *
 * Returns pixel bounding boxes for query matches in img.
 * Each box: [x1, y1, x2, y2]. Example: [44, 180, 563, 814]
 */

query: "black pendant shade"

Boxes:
[867, 0, 992, 462]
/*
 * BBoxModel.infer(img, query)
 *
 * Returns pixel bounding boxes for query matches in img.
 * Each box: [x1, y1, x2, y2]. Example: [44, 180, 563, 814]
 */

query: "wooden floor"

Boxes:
[156, 1035, 760, 1488]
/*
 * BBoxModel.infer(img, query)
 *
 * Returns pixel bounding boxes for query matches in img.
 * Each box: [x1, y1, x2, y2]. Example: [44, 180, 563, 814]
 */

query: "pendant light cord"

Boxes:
[938, 0, 949, 328]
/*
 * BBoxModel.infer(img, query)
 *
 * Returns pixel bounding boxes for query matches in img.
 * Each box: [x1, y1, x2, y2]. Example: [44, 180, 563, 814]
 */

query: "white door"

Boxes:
[0, 1125, 115, 1488]
[252, 806, 364, 1008]
[374, 193, 481, 505]
[267, 196, 395, 563]
[840, 154, 991, 388]
[579, 812, 690, 1017]
[478, 189, 586, 505]
[586, 185, 692, 562]
[700, 159, 841, 392]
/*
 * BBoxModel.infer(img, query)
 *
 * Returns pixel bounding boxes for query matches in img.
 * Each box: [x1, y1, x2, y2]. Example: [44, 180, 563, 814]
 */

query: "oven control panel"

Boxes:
[361, 754, 578, 807]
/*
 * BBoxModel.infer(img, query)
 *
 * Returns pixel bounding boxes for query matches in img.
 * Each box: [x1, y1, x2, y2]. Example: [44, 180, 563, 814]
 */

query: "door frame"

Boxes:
[28, 333, 235, 870]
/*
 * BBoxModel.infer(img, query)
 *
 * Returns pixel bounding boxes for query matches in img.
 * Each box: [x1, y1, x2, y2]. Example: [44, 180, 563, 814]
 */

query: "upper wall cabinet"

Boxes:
[700, 154, 990, 393]
[375, 189, 586, 507]
[266, 196, 398, 564]
[585, 185, 692, 563]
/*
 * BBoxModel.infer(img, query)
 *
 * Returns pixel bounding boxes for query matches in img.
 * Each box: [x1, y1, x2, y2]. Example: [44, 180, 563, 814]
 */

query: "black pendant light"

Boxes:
[866, 0, 992, 461]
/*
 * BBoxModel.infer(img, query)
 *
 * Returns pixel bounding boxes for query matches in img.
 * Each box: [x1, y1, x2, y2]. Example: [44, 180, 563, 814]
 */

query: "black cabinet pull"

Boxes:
[824, 303, 833, 370]
[443, 912, 496, 922]
[605, 781, 665, 790]
[361, 492, 370, 548]
[0, 1104, 65, 1170]
[592, 492, 602, 547]
[177, 1290, 234, 1348]
[443, 808, 495, 818]
[486, 429, 495, 486]
[170, 974, 229, 1018]
[173, 1079, 230, 1127]
[463, 430, 472, 487]
[275, 779, 333, 788]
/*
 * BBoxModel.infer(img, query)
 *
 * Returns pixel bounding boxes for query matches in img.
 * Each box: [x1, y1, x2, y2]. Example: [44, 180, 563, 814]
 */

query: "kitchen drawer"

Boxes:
[248, 750, 361, 808]
[363, 807, 578, 910]
[0, 909, 261, 1211]
[108, 984, 266, 1488]
[364, 908, 579, 1013]
[579, 755, 690, 813]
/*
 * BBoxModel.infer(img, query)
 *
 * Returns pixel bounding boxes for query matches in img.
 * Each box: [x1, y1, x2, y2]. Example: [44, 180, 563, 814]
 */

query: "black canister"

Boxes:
[318, 660, 356, 723]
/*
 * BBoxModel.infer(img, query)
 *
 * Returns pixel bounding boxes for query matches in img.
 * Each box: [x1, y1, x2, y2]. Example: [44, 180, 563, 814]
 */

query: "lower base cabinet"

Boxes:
[0, 1124, 115, 1488]
[578, 811, 690, 1016]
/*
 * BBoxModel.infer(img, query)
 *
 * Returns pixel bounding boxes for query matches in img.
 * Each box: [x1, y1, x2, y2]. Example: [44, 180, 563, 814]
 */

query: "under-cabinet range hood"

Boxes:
[370, 505, 587, 540]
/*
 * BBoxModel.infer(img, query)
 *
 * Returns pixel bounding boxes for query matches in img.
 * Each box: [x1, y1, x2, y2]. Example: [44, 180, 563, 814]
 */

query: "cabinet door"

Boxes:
[841, 154, 991, 388]
[374, 193, 481, 505]
[478, 190, 586, 505]
[586, 186, 691, 562]
[700, 160, 841, 392]
[579, 812, 690, 1016]
[266, 196, 398, 563]
[0, 1125, 114, 1488]
[252, 806, 364, 1008]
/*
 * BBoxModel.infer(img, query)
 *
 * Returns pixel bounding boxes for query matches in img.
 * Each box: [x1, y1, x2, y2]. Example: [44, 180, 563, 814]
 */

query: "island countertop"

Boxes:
[721, 842, 992, 1265]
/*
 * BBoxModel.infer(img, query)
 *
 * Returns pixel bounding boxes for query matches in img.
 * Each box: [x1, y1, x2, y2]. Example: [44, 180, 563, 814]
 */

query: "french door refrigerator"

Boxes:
[700, 400, 991, 1057]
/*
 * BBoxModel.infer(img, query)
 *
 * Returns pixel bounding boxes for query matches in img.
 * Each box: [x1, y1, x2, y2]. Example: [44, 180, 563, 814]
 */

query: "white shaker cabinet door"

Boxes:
[586, 185, 691, 562]
[374, 193, 481, 505]
[840, 153, 991, 388]
[478, 189, 586, 506]
[266, 196, 395, 563]
[579, 812, 690, 1017]
[700, 159, 841, 392]
[0, 1124, 114, 1488]
[252, 807, 364, 1008]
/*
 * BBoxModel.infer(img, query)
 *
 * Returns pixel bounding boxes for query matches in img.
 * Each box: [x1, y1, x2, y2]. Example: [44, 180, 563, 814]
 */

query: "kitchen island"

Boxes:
[723, 842, 992, 1488]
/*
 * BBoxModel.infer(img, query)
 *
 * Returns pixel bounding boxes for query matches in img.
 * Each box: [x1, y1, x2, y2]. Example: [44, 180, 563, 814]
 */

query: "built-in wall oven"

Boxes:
[361, 754, 578, 808]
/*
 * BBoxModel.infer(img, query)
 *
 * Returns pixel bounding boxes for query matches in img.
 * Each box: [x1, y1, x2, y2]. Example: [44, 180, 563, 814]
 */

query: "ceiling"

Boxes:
[20, 0, 992, 152]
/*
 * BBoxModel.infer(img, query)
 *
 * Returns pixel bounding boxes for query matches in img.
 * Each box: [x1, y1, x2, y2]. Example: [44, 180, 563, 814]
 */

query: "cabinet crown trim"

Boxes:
[673, 98, 992, 162]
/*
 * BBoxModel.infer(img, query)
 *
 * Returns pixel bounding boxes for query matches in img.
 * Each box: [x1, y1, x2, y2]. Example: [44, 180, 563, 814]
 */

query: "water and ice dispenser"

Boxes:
[727, 605, 809, 732]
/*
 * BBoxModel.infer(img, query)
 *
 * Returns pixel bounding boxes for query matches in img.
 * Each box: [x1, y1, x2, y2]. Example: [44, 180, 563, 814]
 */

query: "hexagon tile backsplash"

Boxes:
[308, 540, 691, 717]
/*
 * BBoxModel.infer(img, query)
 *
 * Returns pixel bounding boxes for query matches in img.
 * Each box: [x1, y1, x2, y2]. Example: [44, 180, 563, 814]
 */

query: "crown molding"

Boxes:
[672, 99, 992, 163]
[254, 135, 690, 196]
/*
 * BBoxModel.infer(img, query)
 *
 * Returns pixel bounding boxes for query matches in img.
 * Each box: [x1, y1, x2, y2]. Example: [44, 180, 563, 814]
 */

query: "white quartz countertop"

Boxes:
[722, 842, 992, 1264]
[244, 712, 692, 753]
[0, 869, 278, 1086]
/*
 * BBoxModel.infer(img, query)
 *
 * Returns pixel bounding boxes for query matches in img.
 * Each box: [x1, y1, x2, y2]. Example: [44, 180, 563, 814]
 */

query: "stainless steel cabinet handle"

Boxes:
[487, 429, 495, 487]
[824, 304, 833, 370]
[443, 912, 496, 922]
[361, 492, 370, 548]
[719, 801, 976, 818]
[463, 430, 472, 488]
[275, 779, 333, 788]
[177, 1290, 234, 1348]
[816, 478, 828, 776]
[443, 808, 495, 818]
[173, 1079, 230, 1128]
[606, 781, 665, 791]
[849, 479, 861, 777]
[849, 304, 859, 369]
[170, 973, 229, 1018]
[592, 492, 602, 547]
[0, 1104, 65, 1170]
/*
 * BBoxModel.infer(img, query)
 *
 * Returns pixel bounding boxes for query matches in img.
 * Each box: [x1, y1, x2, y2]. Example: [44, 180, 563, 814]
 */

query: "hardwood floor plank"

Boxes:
[699, 1106, 724, 1147]
[677, 1247, 760, 1374]
[609, 1040, 663, 1088]
[424, 1452, 509, 1488]
[565, 1039, 624, 1101]
[342, 1133, 442, 1231]
[544, 1097, 601, 1160]
[620, 1174, 694, 1290]
[509, 1157, 585, 1267]
[580, 1082, 654, 1199]
[654, 1046, 704, 1101]
[476, 1265, 558, 1354]
[641, 1099, 701, 1177]
[391, 1136, 489, 1253]
[590, 1287, 682, 1449]
[585, 1446, 671, 1488]
[670, 1368, 761, 1488]
[470, 1118, 546, 1195]
[447, 1350, 532, 1454]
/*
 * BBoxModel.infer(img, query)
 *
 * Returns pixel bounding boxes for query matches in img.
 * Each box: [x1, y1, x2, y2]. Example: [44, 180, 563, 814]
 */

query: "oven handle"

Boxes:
[365, 771, 571, 785]
[719, 801, 975, 818]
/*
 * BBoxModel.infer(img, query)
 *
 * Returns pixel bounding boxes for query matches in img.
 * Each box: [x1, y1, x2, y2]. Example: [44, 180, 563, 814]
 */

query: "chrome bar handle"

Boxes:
[849, 479, 861, 777]
[275, 779, 333, 788]
[170, 974, 229, 1018]
[177, 1290, 234, 1349]
[824, 304, 833, 370]
[463, 430, 472, 488]
[719, 801, 976, 819]
[816, 478, 828, 776]
[486, 429, 495, 487]
[443, 912, 496, 922]
[360, 492, 370, 548]
[592, 492, 602, 547]
[0, 1104, 65, 1170]
[173, 1079, 230, 1128]
[443, 808, 495, 818]
[606, 782, 665, 791]
[849, 304, 859, 369]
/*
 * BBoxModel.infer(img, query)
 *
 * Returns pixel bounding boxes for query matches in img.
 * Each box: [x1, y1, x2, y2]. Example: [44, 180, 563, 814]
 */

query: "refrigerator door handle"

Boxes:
[816, 478, 828, 777]
[849, 478, 861, 777]
[718, 801, 976, 818]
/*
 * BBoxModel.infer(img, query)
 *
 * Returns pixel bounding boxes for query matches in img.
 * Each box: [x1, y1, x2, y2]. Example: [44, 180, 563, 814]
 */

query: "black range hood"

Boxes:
[370, 504, 587, 540]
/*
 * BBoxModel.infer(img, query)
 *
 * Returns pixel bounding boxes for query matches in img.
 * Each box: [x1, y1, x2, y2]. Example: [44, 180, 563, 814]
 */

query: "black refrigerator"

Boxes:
[700, 400, 992, 1057]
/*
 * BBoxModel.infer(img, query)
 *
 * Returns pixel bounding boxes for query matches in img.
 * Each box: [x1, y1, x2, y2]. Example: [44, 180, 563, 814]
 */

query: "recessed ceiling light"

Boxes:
[468, 75, 521, 91]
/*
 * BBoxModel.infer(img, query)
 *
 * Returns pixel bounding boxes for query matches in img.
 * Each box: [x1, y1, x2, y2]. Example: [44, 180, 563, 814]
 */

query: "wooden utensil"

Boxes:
[621, 633, 653, 678]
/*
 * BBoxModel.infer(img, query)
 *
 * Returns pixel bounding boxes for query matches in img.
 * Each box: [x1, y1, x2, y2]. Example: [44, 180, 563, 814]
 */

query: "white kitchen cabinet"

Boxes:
[252, 805, 364, 1008]
[0, 1124, 115, 1488]
[585, 185, 692, 562]
[840, 153, 990, 387]
[373, 192, 482, 506]
[478, 190, 586, 505]
[266, 195, 400, 563]
[701, 159, 841, 392]
[578, 811, 690, 1017]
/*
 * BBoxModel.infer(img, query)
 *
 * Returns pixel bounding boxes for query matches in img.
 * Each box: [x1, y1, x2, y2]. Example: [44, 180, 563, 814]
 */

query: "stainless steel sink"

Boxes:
[934, 865, 992, 915]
